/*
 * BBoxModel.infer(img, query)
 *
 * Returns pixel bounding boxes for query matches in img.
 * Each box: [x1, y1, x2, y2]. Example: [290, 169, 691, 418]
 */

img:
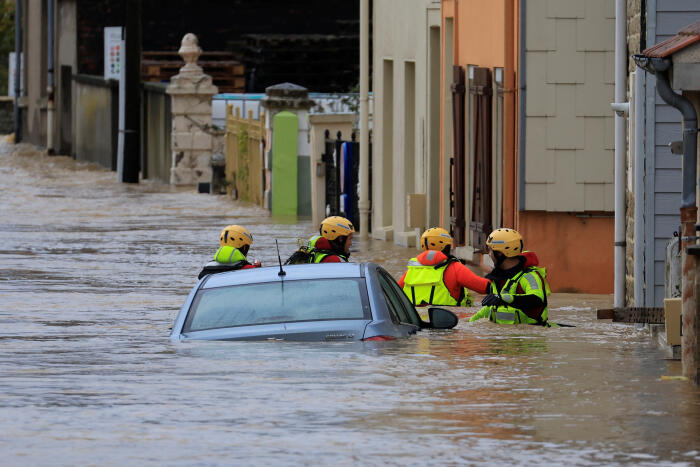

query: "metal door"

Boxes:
[450, 65, 466, 245]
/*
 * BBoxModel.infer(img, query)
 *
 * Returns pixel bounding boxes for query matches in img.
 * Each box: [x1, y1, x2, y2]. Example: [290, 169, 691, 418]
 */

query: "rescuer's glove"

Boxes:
[481, 294, 505, 307]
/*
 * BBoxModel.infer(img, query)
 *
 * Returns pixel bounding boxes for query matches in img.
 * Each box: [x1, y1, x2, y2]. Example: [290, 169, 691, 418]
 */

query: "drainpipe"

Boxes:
[633, 54, 698, 382]
[518, 0, 526, 211]
[13, 0, 21, 142]
[633, 68, 645, 306]
[612, 0, 628, 308]
[358, 0, 370, 239]
[47, 0, 55, 154]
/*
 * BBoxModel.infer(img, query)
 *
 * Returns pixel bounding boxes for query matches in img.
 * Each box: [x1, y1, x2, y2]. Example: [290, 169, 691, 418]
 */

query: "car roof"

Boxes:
[200, 262, 369, 289]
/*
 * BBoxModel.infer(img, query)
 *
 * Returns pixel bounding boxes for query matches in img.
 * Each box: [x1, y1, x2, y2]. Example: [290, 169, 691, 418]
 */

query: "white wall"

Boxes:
[372, 0, 441, 246]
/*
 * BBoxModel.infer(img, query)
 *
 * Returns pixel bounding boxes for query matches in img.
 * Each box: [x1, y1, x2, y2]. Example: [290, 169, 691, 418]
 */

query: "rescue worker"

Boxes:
[310, 216, 355, 263]
[197, 225, 261, 279]
[397, 227, 491, 307]
[468, 228, 553, 326]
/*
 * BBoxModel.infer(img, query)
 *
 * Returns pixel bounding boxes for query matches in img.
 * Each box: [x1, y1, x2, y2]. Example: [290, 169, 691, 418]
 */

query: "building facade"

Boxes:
[371, 0, 442, 247]
[438, 0, 616, 293]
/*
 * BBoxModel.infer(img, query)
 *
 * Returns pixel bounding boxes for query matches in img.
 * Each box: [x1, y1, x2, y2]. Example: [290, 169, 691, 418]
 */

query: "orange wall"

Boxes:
[518, 212, 614, 294]
[440, 0, 509, 226]
[453, 0, 506, 68]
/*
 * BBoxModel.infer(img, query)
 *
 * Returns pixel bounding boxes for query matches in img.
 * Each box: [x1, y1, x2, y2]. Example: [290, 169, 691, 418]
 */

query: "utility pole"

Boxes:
[122, 0, 141, 183]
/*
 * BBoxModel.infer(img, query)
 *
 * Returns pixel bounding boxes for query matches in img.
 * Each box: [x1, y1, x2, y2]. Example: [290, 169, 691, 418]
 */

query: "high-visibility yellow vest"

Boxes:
[402, 257, 473, 306]
[308, 236, 348, 263]
[214, 246, 247, 264]
[470, 266, 551, 325]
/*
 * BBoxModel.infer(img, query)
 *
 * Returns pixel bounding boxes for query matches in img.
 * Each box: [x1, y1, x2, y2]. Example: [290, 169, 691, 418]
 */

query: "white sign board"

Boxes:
[104, 27, 123, 80]
[8, 52, 24, 97]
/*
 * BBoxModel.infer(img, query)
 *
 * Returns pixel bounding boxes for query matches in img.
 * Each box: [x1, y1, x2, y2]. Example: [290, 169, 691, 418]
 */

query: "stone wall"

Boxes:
[627, 0, 645, 71]
[625, 0, 644, 305]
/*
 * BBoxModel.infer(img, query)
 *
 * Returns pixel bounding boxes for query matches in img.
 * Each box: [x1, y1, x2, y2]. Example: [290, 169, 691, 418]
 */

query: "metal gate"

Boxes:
[469, 67, 493, 250]
[321, 130, 370, 230]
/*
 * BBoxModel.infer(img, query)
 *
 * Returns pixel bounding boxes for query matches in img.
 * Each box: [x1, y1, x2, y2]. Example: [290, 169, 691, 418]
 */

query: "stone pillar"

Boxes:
[166, 33, 218, 187]
[260, 83, 314, 213]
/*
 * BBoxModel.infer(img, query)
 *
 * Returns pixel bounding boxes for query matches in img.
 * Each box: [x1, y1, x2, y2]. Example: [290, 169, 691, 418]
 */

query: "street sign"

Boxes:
[104, 27, 123, 80]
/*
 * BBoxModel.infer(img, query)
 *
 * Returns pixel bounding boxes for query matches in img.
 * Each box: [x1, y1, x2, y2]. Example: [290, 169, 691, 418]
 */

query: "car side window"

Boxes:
[379, 270, 422, 326]
[378, 273, 409, 324]
[377, 271, 421, 326]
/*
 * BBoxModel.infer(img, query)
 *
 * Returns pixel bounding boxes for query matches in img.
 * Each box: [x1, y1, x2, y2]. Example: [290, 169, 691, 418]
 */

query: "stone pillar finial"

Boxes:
[178, 33, 202, 75]
[166, 33, 218, 187]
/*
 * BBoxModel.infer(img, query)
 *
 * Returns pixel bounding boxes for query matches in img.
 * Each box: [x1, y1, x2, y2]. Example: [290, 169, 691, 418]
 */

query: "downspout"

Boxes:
[612, 0, 628, 308]
[518, 0, 526, 211]
[13, 0, 21, 142]
[47, 0, 55, 154]
[634, 54, 698, 382]
[634, 67, 645, 306]
[358, 0, 370, 239]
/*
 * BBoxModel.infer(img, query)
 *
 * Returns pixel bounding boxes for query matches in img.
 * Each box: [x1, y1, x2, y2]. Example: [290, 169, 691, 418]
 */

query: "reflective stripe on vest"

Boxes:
[402, 256, 464, 306]
[493, 311, 516, 322]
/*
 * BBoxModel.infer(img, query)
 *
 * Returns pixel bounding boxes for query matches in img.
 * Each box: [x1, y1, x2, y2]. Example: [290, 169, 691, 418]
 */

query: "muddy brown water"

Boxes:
[0, 143, 698, 465]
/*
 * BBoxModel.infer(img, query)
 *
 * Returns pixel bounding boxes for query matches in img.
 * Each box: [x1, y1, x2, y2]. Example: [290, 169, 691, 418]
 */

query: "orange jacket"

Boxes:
[397, 250, 490, 300]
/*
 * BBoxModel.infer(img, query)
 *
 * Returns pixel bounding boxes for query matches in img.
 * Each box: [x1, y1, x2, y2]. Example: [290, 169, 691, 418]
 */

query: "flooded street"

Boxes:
[1, 143, 698, 465]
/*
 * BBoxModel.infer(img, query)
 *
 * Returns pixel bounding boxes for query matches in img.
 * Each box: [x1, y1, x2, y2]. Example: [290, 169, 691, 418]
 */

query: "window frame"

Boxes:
[377, 269, 422, 327]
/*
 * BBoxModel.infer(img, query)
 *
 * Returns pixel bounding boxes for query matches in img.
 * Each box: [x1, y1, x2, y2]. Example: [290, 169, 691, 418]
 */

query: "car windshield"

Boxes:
[183, 278, 371, 332]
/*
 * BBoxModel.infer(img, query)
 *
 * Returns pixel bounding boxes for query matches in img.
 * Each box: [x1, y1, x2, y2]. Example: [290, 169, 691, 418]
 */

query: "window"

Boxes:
[377, 271, 422, 326]
[183, 278, 370, 332]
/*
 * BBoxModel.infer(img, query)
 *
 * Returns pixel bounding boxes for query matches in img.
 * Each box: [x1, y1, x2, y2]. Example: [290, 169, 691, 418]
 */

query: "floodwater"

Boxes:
[0, 142, 698, 466]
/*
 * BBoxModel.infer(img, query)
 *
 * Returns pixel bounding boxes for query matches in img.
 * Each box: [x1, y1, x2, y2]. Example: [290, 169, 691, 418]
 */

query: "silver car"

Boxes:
[170, 262, 458, 342]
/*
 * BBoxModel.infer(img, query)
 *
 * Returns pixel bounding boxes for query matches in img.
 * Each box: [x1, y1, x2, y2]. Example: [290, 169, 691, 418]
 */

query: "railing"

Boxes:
[73, 74, 118, 170]
[225, 105, 265, 206]
[141, 83, 171, 183]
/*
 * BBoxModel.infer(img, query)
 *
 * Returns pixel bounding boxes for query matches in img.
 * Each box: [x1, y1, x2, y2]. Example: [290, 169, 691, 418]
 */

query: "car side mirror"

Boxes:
[428, 307, 459, 329]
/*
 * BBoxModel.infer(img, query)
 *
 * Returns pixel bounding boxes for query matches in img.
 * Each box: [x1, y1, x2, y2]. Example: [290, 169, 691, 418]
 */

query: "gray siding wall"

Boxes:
[645, 0, 700, 306]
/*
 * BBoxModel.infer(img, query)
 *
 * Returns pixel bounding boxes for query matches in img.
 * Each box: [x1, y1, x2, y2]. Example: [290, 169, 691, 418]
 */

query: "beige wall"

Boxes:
[372, 0, 441, 247]
[523, 0, 615, 212]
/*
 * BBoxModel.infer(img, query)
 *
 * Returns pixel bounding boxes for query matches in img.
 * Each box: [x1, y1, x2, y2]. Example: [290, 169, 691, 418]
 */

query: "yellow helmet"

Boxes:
[320, 216, 355, 241]
[486, 228, 523, 257]
[219, 225, 253, 248]
[420, 227, 453, 252]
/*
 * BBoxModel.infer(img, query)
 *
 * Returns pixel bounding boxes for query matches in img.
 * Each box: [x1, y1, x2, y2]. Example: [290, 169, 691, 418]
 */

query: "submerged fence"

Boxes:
[225, 105, 266, 206]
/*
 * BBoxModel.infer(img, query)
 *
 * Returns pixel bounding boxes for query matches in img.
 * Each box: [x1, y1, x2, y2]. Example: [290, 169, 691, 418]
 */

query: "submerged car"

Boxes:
[170, 262, 458, 342]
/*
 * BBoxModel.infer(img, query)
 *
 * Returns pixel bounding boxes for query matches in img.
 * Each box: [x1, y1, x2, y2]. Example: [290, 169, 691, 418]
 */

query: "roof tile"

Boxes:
[642, 20, 700, 58]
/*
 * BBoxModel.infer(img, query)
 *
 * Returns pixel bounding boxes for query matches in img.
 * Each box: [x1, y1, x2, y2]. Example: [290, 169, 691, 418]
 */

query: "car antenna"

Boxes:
[275, 239, 286, 276]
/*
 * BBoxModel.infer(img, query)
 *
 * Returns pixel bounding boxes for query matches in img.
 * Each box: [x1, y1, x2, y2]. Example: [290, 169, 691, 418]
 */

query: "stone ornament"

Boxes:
[178, 33, 203, 75]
